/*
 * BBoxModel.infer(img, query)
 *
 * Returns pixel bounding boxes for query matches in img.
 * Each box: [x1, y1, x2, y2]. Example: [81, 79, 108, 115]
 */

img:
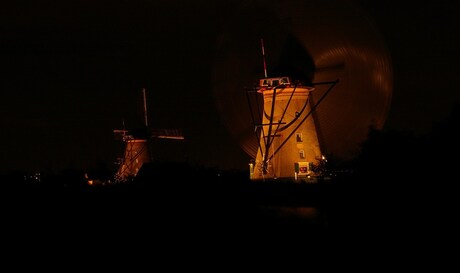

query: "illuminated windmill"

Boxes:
[113, 88, 184, 182]
[212, 0, 393, 181]
[247, 39, 338, 181]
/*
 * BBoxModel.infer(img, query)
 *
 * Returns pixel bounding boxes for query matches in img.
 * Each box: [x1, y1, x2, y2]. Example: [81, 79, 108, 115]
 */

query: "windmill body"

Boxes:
[251, 77, 322, 181]
[113, 129, 151, 182]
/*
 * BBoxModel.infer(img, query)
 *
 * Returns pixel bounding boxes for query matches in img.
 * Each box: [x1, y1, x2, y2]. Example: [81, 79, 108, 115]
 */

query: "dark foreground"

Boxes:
[1, 162, 457, 264]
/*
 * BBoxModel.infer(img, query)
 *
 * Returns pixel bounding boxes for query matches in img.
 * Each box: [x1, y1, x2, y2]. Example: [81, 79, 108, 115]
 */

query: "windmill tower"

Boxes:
[113, 128, 151, 182]
[113, 88, 184, 182]
[248, 39, 338, 182]
[249, 76, 339, 181]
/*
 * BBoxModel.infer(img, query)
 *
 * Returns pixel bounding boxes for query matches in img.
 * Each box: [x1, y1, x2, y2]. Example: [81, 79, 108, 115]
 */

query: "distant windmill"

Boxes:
[113, 88, 184, 182]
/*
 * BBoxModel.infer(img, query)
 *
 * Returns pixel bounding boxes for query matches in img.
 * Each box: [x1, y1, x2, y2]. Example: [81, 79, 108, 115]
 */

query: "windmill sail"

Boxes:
[151, 129, 185, 140]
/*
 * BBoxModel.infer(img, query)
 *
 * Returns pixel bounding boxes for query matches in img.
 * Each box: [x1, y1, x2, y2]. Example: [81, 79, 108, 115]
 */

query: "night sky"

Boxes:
[1, 0, 459, 174]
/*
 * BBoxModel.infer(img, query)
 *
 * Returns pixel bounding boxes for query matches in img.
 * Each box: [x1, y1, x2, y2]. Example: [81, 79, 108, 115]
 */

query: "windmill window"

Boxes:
[296, 133, 303, 142]
[299, 150, 305, 159]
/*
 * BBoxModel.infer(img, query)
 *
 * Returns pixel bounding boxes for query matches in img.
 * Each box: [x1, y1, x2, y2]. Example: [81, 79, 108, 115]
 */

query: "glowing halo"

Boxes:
[212, 0, 393, 161]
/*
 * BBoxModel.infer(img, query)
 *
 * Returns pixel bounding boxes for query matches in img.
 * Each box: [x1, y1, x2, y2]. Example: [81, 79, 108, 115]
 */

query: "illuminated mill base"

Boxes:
[115, 137, 151, 182]
[250, 77, 323, 182]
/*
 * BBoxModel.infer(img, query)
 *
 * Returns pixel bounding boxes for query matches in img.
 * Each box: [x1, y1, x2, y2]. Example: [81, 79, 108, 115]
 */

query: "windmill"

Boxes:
[113, 88, 184, 182]
[245, 38, 339, 181]
[212, 0, 393, 181]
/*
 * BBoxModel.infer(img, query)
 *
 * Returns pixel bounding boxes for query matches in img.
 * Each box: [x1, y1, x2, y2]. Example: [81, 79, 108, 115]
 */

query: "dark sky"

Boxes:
[357, 0, 460, 135]
[1, 0, 459, 174]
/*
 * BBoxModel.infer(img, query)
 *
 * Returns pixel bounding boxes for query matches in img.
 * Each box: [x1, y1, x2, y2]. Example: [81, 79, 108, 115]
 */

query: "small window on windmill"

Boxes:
[296, 132, 303, 142]
[261, 79, 275, 87]
[299, 150, 305, 159]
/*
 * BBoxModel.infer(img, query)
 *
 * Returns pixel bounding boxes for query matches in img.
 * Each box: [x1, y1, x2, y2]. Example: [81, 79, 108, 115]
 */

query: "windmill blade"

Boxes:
[151, 129, 185, 140]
